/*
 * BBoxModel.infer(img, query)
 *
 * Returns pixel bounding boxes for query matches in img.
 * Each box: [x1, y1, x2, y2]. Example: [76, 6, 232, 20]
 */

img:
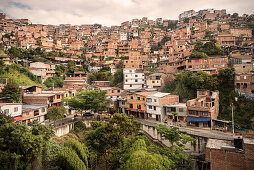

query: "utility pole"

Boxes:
[232, 102, 234, 135]
[232, 97, 238, 135]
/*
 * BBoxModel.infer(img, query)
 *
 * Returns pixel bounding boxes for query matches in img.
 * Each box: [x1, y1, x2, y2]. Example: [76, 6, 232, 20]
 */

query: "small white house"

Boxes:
[0, 103, 22, 117]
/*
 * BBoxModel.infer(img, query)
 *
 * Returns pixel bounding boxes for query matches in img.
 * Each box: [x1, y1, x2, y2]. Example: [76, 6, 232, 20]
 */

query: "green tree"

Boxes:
[43, 76, 64, 88]
[111, 68, 123, 86]
[55, 65, 66, 77]
[0, 81, 21, 103]
[190, 41, 225, 58]
[64, 139, 88, 168]
[46, 106, 66, 124]
[184, 18, 190, 23]
[56, 147, 87, 170]
[67, 60, 75, 73]
[204, 29, 214, 40]
[88, 72, 112, 84]
[155, 125, 194, 152]
[7, 47, 23, 58]
[86, 113, 141, 169]
[74, 120, 86, 132]
[119, 139, 173, 170]
[79, 64, 89, 72]
[0, 121, 44, 169]
[66, 90, 112, 113]
[231, 13, 239, 19]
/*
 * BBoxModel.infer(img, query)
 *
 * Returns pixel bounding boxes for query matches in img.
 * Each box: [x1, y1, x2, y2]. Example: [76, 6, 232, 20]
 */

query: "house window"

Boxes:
[130, 96, 134, 100]
[4, 109, 9, 114]
[149, 106, 153, 109]
[57, 95, 60, 99]
[171, 107, 176, 112]
[244, 76, 247, 80]
[154, 99, 157, 102]
[203, 112, 208, 116]
[130, 84, 132, 87]
[14, 107, 18, 112]
[126, 80, 128, 82]
[154, 106, 156, 111]
[26, 112, 29, 115]
[179, 108, 184, 112]
[130, 104, 133, 108]
[135, 75, 138, 77]
[137, 105, 141, 109]
[137, 97, 140, 101]
[117, 90, 120, 93]
[135, 79, 138, 82]
[34, 110, 39, 116]
[152, 81, 155, 83]
[42, 107, 46, 113]
[126, 75, 128, 77]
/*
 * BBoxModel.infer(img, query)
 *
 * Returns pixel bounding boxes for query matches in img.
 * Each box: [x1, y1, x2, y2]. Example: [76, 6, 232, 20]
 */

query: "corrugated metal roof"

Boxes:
[147, 92, 171, 98]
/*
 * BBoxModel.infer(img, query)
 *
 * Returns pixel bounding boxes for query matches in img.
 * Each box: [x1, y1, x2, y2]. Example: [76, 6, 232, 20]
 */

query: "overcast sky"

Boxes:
[0, 0, 254, 26]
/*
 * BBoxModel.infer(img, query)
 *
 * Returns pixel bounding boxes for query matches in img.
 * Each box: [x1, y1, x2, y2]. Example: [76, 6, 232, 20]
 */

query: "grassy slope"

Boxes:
[0, 69, 39, 86]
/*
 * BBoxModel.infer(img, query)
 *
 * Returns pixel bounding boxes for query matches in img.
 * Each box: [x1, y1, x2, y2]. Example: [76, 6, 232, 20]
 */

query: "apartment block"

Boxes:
[186, 89, 219, 127]
[124, 69, 145, 90]
[146, 92, 179, 122]
[126, 91, 157, 119]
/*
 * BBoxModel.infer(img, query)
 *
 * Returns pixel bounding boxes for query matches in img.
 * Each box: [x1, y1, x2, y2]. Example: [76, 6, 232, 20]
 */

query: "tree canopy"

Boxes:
[66, 90, 112, 113]
[0, 81, 21, 103]
[190, 41, 225, 59]
[0, 114, 54, 169]
[46, 106, 66, 122]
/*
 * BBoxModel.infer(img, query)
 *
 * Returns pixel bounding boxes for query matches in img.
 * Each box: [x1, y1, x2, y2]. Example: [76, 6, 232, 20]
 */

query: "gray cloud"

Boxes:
[0, 0, 253, 26]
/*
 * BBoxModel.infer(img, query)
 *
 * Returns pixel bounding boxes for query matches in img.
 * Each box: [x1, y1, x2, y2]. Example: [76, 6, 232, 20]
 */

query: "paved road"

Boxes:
[45, 115, 233, 140]
[138, 118, 234, 141]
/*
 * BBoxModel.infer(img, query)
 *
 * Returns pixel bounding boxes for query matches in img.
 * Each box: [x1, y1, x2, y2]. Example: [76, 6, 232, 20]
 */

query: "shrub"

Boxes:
[64, 139, 88, 167]
[56, 147, 87, 170]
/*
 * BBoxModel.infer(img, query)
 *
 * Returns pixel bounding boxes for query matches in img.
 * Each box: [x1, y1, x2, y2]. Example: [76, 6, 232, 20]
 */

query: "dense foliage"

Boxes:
[66, 90, 112, 113]
[56, 147, 87, 170]
[151, 36, 171, 53]
[163, 68, 254, 128]
[46, 106, 66, 123]
[43, 76, 64, 88]
[190, 41, 225, 58]
[88, 71, 112, 84]
[0, 81, 21, 103]
[111, 68, 123, 86]
[0, 113, 54, 170]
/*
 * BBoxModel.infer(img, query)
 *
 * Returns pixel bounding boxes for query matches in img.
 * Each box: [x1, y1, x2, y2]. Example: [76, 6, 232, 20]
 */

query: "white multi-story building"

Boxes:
[146, 92, 179, 122]
[120, 32, 128, 41]
[124, 69, 145, 90]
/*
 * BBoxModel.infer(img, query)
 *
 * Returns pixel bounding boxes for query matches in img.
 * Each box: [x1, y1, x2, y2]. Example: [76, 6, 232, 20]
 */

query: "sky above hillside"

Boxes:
[1, 0, 254, 26]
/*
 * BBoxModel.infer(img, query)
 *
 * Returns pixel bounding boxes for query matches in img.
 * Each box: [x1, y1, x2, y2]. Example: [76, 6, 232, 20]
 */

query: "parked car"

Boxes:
[83, 112, 94, 117]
